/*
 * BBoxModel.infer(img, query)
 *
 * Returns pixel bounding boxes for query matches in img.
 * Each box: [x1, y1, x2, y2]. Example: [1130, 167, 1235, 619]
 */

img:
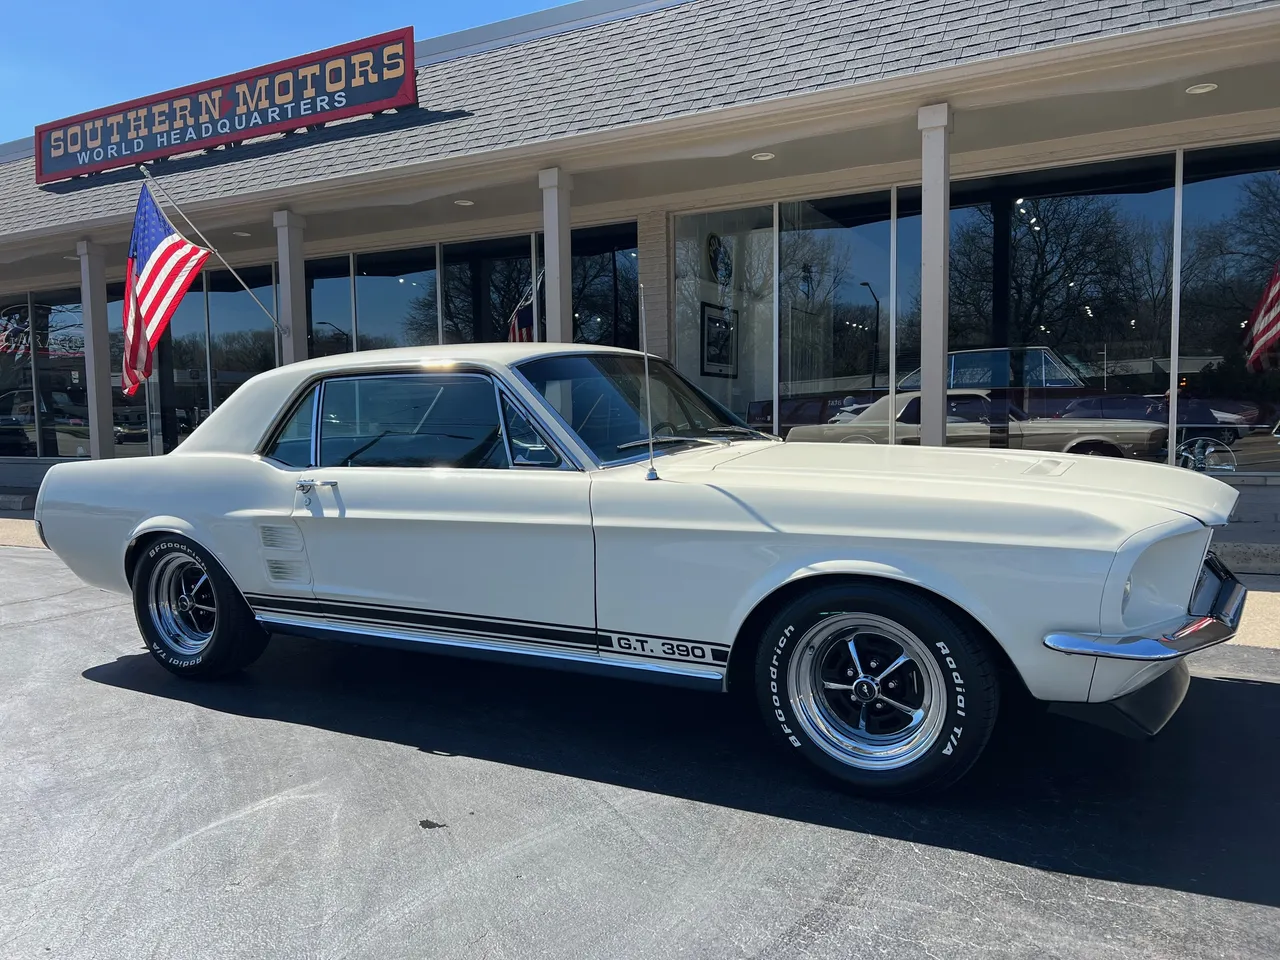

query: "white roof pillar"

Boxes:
[273, 210, 308, 365]
[76, 240, 114, 460]
[918, 102, 952, 448]
[539, 167, 573, 343]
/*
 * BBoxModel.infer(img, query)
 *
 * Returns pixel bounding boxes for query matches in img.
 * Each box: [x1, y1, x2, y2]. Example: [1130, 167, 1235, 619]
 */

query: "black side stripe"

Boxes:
[246, 595, 597, 649]
[245, 594, 729, 660]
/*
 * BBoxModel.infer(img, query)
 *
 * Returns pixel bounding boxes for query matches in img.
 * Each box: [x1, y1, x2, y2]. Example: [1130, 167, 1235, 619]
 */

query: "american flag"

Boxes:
[122, 185, 209, 396]
[1245, 259, 1280, 373]
[507, 271, 543, 343]
[508, 303, 534, 342]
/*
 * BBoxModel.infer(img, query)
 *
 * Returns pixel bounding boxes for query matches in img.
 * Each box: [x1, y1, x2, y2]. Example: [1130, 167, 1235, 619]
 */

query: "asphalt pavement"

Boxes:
[3, 544, 1280, 959]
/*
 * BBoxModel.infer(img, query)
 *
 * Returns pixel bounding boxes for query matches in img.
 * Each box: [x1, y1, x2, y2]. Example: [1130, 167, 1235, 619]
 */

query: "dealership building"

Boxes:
[3, 0, 1280, 498]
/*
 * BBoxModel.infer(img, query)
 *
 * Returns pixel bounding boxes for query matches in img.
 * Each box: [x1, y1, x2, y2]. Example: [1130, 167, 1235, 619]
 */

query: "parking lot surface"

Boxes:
[3, 544, 1279, 959]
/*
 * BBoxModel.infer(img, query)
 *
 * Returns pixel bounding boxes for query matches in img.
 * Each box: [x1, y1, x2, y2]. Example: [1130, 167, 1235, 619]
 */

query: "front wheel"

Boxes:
[755, 582, 1000, 796]
[131, 535, 269, 678]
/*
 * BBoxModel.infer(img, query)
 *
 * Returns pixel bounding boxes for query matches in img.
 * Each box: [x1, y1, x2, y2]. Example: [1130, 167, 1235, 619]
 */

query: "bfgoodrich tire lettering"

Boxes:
[131, 535, 269, 679]
[754, 582, 999, 797]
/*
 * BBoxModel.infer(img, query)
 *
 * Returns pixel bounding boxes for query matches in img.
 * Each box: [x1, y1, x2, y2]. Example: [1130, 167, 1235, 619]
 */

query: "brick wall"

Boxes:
[637, 210, 670, 359]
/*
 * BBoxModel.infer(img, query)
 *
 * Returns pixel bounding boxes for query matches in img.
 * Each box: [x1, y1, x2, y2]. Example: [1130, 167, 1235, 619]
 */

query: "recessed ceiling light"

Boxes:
[454, 199, 475, 206]
[63, 255, 79, 261]
[751, 152, 776, 161]
[232, 230, 251, 237]
[1186, 83, 1218, 95]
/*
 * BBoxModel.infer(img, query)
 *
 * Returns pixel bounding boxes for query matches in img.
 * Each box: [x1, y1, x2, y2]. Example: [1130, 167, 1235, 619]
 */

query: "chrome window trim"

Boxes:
[314, 370, 503, 470]
[255, 359, 591, 473]
[507, 362, 605, 469]
[257, 382, 321, 470]
[509, 352, 761, 470]
[497, 386, 573, 471]
[492, 377, 516, 468]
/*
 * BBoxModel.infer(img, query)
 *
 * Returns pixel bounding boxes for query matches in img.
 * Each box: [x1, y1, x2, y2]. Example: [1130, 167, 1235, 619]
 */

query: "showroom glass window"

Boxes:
[894, 188, 924, 445]
[778, 192, 892, 437]
[674, 206, 775, 425]
[442, 236, 534, 344]
[306, 256, 354, 357]
[106, 280, 208, 455]
[931, 156, 1176, 457]
[208, 265, 276, 409]
[355, 247, 439, 349]
[28, 288, 91, 458]
[0, 289, 92, 459]
[0, 293, 38, 457]
[568, 223, 639, 348]
[1181, 141, 1280, 472]
[105, 284, 150, 454]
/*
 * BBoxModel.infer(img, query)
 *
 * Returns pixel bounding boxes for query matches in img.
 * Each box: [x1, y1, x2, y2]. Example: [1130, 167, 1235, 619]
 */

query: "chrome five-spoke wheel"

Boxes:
[788, 613, 947, 771]
[147, 553, 218, 657]
[757, 582, 999, 795]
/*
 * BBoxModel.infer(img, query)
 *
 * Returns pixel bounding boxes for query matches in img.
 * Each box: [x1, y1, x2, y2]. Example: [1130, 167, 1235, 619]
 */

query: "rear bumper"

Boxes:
[1048, 658, 1191, 737]
[1043, 553, 1246, 662]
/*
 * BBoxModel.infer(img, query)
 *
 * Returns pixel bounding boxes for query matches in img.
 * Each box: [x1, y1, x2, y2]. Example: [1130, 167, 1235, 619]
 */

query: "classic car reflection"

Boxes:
[36, 345, 1243, 797]
[788, 390, 1168, 459]
[1060, 393, 1248, 444]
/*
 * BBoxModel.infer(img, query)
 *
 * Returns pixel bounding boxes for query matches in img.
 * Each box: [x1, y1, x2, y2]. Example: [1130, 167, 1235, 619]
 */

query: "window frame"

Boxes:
[316, 371, 509, 471]
[511, 351, 750, 469]
[257, 364, 581, 472]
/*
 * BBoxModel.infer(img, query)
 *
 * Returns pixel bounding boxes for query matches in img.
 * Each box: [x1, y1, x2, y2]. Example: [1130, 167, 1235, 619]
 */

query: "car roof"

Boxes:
[282, 342, 642, 378]
[174, 342, 645, 458]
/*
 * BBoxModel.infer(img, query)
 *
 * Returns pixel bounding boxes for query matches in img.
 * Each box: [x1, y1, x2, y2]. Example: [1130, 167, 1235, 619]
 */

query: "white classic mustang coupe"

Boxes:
[36, 344, 1246, 795]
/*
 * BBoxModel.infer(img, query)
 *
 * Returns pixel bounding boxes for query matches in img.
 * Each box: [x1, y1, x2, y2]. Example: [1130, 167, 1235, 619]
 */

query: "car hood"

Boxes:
[690, 440, 1237, 527]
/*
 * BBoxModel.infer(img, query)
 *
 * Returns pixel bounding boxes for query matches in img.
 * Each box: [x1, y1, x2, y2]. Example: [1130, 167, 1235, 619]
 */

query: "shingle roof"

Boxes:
[0, 0, 1275, 244]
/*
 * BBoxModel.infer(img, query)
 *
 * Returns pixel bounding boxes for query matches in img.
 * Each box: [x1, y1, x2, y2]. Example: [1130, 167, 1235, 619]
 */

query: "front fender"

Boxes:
[723, 549, 1102, 703]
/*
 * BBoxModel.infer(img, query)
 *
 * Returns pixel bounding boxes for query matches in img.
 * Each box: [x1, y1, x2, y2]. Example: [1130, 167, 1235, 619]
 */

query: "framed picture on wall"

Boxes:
[700, 302, 739, 378]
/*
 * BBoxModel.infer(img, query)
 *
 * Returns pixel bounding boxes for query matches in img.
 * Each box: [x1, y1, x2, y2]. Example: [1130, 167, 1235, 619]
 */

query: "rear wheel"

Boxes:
[131, 535, 269, 678]
[755, 582, 1000, 796]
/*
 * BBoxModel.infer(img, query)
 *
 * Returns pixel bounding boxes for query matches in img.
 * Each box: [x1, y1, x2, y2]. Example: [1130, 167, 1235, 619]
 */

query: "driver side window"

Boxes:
[317, 374, 509, 469]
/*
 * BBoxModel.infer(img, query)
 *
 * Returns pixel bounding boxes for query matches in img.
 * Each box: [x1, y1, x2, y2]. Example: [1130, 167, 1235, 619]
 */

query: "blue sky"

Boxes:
[0, 0, 561, 143]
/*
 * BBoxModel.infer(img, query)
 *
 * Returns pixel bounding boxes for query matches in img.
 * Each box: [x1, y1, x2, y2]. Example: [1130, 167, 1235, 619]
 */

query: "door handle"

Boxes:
[297, 479, 338, 493]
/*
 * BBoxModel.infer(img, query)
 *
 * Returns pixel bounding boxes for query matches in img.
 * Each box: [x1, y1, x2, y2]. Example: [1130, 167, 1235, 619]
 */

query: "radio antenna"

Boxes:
[638, 283, 659, 481]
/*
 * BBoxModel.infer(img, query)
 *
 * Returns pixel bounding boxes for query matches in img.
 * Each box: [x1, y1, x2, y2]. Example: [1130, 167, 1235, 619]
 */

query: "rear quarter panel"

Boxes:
[37, 454, 301, 599]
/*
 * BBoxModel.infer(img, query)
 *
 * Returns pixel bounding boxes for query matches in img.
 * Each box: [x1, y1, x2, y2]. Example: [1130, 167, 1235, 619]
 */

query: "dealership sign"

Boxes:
[34, 28, 416, 184]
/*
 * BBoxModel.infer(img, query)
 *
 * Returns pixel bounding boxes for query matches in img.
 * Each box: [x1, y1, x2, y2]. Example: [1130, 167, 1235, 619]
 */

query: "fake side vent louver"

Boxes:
[260, 525, 304, 550]
[265, 559, 310, 583]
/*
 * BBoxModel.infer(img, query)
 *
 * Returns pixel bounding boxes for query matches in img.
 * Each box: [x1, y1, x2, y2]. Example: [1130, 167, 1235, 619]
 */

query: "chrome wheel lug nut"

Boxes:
[869, 660, 879, 671]
[846, 668, 855, 677]
[888, 681, 897, 690]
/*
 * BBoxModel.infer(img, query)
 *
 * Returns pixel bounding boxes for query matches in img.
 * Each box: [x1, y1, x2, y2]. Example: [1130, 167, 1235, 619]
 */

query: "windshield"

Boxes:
[515, 353, 758, 463]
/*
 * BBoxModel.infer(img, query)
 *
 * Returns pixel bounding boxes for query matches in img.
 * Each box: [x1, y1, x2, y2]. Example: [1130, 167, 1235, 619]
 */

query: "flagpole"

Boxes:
[137, 164, 284, 334]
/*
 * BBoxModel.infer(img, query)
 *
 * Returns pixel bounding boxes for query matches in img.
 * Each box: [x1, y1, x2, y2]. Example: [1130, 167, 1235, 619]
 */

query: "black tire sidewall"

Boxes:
[132, 536, 243, 676]
[756, 583, 997, 795]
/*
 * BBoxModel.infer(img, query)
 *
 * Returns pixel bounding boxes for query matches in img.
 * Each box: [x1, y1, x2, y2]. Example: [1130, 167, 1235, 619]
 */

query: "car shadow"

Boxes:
[83, 637, 1280, 908]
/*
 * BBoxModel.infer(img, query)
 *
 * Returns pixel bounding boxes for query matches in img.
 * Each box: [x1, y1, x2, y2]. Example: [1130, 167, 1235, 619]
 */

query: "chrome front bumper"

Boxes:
[1044, 553, 1246, 662]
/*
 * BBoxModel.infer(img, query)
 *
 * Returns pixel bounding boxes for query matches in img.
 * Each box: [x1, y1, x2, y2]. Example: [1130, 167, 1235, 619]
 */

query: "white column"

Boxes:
[539, 167, 573, 343]
[77, 240, 114, 460]
[273, 210, 308, 364]
[918, 103, 952, 448]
